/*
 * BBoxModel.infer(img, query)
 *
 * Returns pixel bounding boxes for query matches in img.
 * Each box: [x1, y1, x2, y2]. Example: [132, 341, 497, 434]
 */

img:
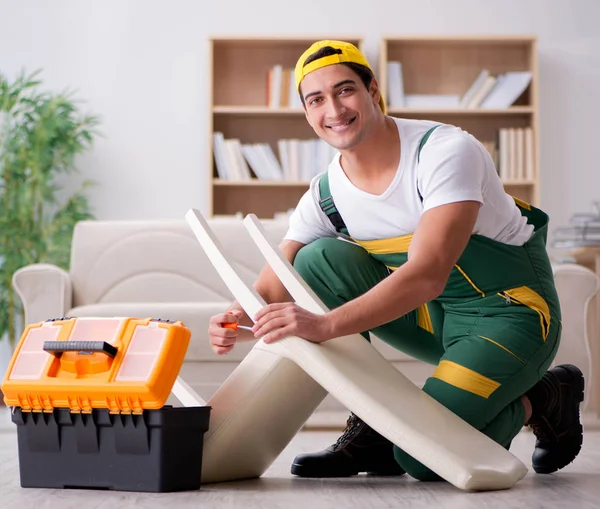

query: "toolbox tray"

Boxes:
[12, 405, 211, 492]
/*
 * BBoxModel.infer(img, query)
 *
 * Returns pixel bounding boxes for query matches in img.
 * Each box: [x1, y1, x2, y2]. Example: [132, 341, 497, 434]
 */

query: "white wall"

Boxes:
[1, 0, 599, 239]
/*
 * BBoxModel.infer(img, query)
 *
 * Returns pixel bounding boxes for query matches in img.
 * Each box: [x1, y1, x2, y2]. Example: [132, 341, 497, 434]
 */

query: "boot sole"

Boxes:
[291, 463, 358, 477]
[291, 463, 405, 478]
[533, 364, 585, 474]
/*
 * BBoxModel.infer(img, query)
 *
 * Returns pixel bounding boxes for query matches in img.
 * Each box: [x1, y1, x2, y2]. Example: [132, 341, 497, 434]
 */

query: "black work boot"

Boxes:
[526, 364, 585, 474]
[291, 413, 406, 477]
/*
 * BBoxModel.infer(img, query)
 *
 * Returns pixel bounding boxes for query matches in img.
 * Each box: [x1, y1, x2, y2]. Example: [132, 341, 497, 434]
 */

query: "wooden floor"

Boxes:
[1, 408, 600, 509]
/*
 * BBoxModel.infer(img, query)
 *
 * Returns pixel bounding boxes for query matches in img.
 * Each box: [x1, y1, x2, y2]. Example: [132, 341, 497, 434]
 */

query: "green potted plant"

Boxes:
[0, 70, 99, 353]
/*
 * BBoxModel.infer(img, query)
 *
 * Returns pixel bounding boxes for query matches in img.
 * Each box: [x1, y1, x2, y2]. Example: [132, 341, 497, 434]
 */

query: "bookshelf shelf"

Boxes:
[381, 34, 536, 43]
[208, 35, 540, 217]
[213, 106, 305, 115]
[213, 179, 309, 187]
[387, 107, 534, 116]
[502, 180, 536, 186]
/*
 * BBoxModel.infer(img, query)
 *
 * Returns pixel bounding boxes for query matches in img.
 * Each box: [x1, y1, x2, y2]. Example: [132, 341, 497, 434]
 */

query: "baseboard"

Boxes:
[583, 410, 600, 430]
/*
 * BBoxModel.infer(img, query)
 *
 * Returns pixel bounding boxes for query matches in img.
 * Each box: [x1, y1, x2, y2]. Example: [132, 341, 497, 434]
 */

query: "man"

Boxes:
[208, 40, 584, 481]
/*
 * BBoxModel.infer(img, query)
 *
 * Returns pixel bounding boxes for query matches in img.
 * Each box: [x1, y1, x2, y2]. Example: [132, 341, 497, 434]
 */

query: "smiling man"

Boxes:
[208, 40, 584, 481]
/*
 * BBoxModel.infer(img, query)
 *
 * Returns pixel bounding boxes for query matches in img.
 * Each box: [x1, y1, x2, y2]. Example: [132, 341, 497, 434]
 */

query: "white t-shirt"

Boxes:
[284, 117, 534, 246]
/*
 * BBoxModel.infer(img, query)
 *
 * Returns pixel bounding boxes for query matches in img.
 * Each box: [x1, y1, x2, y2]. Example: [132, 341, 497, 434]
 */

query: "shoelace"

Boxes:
[529, 418, 555, 443]
[332, 413, 363, 450]
[529, 376, 562, 444]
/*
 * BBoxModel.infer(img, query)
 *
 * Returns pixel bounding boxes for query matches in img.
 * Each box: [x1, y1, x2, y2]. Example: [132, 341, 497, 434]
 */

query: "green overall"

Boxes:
[293, 128, 561, 481]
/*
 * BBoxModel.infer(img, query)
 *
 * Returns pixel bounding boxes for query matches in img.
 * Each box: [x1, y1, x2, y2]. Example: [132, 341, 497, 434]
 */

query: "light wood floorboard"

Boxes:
[1, 408, 599, 509]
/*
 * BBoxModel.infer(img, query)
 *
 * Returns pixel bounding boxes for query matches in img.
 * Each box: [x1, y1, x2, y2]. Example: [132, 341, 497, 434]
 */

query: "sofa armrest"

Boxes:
[552, 263, 599, 411]
[12, 263, 72, 326]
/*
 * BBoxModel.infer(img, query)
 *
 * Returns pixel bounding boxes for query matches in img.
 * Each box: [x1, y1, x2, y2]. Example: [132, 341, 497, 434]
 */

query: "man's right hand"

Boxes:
[208, 240, 305, 355]
[208, 309, 248, 355]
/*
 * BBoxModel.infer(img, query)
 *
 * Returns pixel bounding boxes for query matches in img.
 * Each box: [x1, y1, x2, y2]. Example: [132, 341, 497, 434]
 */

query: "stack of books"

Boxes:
[552, 205, 600, 248]
[386, 63, 533, 110]
[497, 127, 535, 182]
[461, 70, 533, 109]
[213, 132, 337, 182]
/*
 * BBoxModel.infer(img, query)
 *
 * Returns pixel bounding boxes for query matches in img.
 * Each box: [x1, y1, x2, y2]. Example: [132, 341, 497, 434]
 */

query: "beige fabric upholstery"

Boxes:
[67, 218, 286, 307]
[12, 264, 72, 325]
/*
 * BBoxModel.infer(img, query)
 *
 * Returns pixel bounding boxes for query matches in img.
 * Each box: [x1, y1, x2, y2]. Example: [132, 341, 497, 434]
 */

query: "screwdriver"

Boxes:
[222, 322, 253, 332]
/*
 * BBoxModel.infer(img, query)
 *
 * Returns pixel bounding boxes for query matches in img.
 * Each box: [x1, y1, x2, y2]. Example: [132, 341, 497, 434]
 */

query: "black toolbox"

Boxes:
[12, 405, 211, 492]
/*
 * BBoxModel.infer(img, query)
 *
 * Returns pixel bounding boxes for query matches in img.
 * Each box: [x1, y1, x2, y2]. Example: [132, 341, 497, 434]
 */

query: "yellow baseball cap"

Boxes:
[294, 40, 386, 114]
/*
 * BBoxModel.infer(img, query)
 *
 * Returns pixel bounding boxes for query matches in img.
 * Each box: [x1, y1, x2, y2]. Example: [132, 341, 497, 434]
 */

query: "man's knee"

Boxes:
[293, 238, 340, 278]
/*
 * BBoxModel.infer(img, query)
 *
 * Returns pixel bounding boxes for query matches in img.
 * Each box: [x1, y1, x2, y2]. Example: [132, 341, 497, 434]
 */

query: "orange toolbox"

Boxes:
[2, 316, 211, 492]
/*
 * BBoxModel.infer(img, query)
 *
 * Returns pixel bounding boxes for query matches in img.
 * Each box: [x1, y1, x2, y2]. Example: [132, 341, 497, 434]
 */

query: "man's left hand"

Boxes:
[252, 302, 333, 344]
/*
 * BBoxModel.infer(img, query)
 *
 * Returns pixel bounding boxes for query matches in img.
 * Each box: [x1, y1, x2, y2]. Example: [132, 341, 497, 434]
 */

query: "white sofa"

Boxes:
[12, 217, 600, 428]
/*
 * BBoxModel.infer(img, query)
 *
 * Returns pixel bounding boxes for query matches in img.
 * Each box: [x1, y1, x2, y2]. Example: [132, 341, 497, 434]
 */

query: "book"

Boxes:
[277, 139, 290, 179]
[279, 69, 291, 108]
[498, 128, 510, 182]
[386, 61, 405, 108]
[229, 139, 252, 180]
[267, 65, 283, 109]
[479, 71, 532, 109]
[224, 140, 242, 180]
[524, 128, 535, 181]
[212, 132, 229, 180]
[259, 143, 284, 180]
[460, 70, 489, 108]
[514, 128, 525, 181]
[508, 128, 518, 180]
[466, 76, 497, 109]
[241, 144, 271, 180]
[288, 139, 300, 180]
[288, 68, 302, 109]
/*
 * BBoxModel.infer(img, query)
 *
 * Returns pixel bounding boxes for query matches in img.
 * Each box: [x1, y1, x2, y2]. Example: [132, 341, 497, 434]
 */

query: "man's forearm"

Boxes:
[327, 260, 445, 339]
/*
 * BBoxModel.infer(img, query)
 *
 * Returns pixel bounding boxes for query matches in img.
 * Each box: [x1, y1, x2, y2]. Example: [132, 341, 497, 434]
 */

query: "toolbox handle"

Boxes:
[43, 341, 118, 358]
